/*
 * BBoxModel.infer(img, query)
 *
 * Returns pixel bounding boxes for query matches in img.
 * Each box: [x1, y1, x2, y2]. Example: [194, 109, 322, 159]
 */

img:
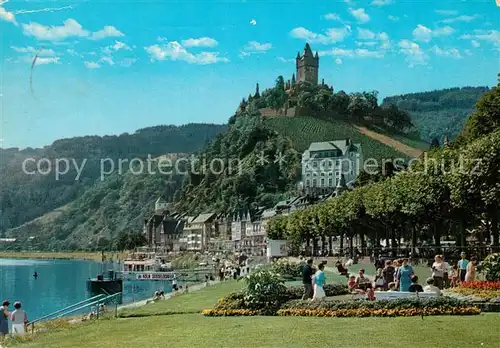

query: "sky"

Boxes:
[0, 0, 499, 149]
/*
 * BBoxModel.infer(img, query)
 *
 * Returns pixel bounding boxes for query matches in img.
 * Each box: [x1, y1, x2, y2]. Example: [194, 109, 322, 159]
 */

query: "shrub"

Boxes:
[240, 269, 289, 314]
[201, 309, 262, 316]
[477, 253, 500, 281]
[268, 259, 303, 278]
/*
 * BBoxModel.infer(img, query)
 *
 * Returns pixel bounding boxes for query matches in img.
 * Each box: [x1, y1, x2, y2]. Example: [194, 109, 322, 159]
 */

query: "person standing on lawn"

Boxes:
[465, 256, 477, 282]
[432, 255, 446, 289]
[398, 258, 414, 292]
[457, 252, 469, 283]
[301, 259, 314, 300]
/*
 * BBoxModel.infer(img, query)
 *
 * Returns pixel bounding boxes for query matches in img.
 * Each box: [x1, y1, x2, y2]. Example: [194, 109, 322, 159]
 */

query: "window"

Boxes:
[312, 179, 317, 187]
[305, 179, 310, 187]
[328, 178, 333, 187]
[320, 178, 325, 187]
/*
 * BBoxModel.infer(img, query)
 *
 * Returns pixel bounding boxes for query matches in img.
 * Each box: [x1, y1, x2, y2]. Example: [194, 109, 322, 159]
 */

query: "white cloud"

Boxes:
[319, 47, 383, 59]
[181, 37, 218, 48]
[435, 10, 458, 16]
[145, 41, 228, 64]
[349, 8, 370, 23]
[461, 30, 500, 47]
[102, 40, 131, 55]
[277, 56, 294, 63]
[318, 48, 354, 57]
[22, 19, 124, 41]
[471, 40, 480, 48]
[355, 49, 383, 58]
[11, 46, 56, 56]
[357, 29, 390, 50]
[412, 24, 454, 43]
[243, 41, 272, 52]
[0, 2, 17, 25]
[464, 49, 473, 56]
[34, 57, 60, 65]
[324, 13, 340, 21]
[99, 56, 114, 65]
[84, 61, 100, 69]
[290, 26, 351, 45]
[441, 15, 479, 24]
[431, 45, 461, 58]
[240, 41, 272, 57]
[371, 0, 392, 6]
[388, 15, 399, 22]
[89, 26, 124, 40]
[399, 39, 428, 67]
[335, 58, 342, 64]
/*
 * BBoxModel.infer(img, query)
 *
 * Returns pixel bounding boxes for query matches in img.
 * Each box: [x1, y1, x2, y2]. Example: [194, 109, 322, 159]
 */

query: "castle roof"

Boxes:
[155, 197, 167, 204]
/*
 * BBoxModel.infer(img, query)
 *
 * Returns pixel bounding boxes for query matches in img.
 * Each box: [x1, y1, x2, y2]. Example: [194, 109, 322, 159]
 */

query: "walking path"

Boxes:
[354, 125, 424, 158]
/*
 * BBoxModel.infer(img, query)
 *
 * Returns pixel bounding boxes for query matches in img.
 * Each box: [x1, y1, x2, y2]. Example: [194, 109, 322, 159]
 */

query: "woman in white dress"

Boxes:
[312, 263, 326, 300]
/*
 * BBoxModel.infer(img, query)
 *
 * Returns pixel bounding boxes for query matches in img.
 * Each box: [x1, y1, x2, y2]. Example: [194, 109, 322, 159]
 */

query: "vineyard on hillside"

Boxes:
[264, 117, 420, 160]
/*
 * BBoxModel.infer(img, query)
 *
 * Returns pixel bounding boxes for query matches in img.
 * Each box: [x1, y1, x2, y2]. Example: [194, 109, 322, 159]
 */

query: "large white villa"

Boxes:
[301, 139, 363, 193]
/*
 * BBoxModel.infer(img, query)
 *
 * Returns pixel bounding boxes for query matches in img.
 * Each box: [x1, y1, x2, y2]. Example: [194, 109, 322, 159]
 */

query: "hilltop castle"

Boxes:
[296, 43, 319, 86]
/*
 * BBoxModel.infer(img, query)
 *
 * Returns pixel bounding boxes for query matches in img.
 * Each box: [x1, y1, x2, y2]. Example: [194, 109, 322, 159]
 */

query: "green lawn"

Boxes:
[9, 313, 500, 348]
[6, 264, 500, 348]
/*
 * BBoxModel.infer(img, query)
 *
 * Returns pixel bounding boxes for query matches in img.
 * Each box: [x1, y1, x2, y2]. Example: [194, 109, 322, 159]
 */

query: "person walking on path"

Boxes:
[312, 263, 326, 300]
[457, 252, 469, 283]
[301, 259, 314, 300]
[0, 301, 10, 337]
[10, 302, 28, 336]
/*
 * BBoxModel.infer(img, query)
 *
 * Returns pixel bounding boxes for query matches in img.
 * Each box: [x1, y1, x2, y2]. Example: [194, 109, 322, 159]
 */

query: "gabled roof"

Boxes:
[155, 197, 167, 204]
[191, 212, 216, 224]
[302, 140, 361, 160]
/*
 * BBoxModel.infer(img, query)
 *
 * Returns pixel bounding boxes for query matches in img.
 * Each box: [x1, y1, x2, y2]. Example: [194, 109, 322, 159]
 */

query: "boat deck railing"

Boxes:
[30, 292, 122, 334]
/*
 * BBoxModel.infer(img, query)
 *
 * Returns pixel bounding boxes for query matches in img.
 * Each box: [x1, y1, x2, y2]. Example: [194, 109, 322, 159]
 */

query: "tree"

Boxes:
[115, 231, 147, 251]
[430, 138, 440, 149]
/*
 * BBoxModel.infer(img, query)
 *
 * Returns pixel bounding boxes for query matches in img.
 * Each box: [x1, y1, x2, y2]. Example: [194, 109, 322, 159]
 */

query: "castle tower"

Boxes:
[254, 83, 260, 98]
[296, 43, 319, 85]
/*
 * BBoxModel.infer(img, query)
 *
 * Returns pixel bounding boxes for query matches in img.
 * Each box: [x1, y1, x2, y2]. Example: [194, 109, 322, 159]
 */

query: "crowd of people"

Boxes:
[0, 301, 29, 337]
[300, 251, 480, 301]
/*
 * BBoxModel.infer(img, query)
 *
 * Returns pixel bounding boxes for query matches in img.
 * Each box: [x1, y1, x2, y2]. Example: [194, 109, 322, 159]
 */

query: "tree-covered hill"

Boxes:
[382, 87, 490, 143]
[0, 123, 226, 232]
[4, 169, 184, 250]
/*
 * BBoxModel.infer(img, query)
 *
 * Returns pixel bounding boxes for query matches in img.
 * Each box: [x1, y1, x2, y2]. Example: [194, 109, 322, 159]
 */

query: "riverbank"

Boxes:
[0, 251, 124, 262]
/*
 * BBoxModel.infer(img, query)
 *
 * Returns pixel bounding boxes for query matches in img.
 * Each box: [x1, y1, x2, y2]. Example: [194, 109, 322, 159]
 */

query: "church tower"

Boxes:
[296, 43, 319, 85]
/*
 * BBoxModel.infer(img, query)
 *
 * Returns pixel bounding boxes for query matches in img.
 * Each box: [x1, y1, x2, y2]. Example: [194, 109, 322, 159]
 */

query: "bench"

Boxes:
[374, 291, 439, 300]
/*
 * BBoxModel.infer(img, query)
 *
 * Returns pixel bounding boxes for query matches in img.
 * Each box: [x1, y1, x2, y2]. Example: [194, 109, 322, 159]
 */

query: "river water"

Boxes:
[0, 258, 172, 321]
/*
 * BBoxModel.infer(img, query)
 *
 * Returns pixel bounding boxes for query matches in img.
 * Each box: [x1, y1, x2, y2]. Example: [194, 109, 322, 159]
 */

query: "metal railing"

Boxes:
[30, 292, 122, 334]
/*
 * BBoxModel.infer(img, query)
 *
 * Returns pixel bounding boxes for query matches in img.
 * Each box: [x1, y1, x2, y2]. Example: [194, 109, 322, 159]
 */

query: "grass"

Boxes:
[119, 280, 245, 317]
[5, 262, 500, 348]
[0, 251, 124, 262]
[264, 116, 412, 160]
[8, 313, 500, 348]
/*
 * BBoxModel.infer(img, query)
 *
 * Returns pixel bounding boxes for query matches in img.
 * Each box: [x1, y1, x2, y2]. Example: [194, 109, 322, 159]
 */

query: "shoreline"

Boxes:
[0, 251, 123, 262]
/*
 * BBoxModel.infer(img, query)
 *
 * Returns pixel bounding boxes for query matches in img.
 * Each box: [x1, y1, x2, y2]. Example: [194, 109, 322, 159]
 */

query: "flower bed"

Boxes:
[277, 307, 480, 317]
[446, 281, 500, 302]
[203, 293, 481, 317]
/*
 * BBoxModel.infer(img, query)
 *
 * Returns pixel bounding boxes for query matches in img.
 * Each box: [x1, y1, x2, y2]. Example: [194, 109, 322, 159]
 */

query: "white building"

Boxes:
[301, 140, 363, 193]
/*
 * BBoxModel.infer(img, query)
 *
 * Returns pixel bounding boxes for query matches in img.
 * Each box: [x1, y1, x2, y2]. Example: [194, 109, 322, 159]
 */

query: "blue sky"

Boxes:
[1, 0, 499, 149]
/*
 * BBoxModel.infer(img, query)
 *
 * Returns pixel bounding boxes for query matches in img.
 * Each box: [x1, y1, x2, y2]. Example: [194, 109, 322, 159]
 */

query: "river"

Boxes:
[0, 258, 172, 321]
